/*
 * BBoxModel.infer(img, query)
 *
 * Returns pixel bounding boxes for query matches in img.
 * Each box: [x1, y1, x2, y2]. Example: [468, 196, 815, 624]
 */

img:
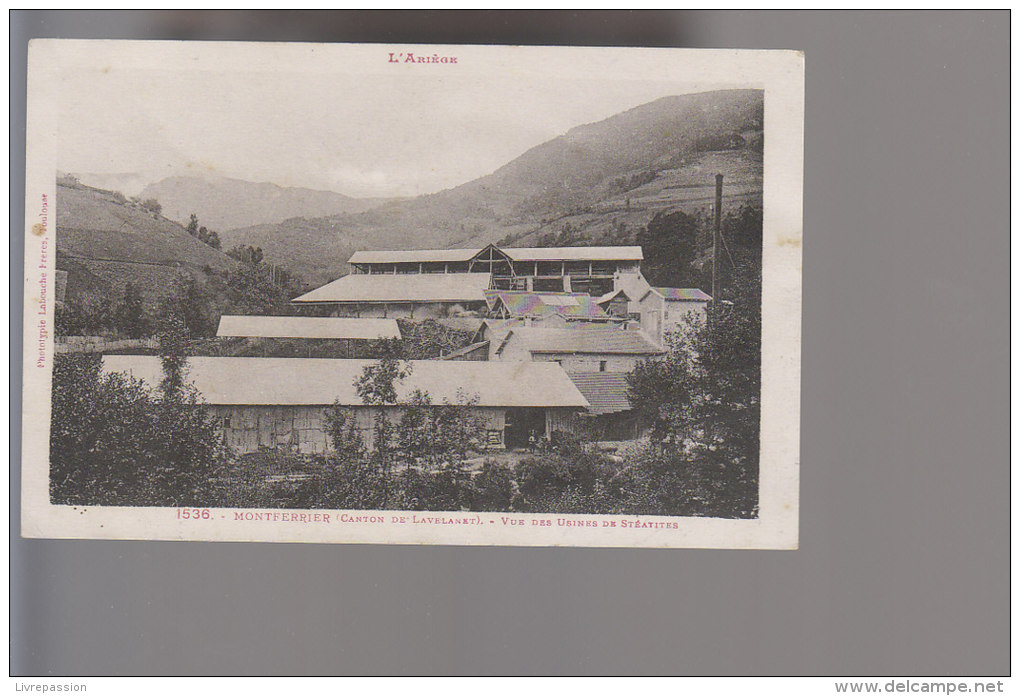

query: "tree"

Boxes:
[226, 261, 291, 315]
[324, 404, 366, 463]
[626, 267, 761, 517]
[159, 272, 223, 338]
[140, 198, 162, 215]
[636, 210, 701, 288]
[355, 357, 412, 406]
[725, 204, 763, 253]
[187, 214, 199, 236]
[50, 354, 160, 505]
[55, 295, 115, 337]
[156, 314, 189, 401]
[383, 319, 474, 360]
[227, 245, 264, 266]
[627, 318, 701, 444]
[49, 338, 227, 507]
[116, 282, 150, 338]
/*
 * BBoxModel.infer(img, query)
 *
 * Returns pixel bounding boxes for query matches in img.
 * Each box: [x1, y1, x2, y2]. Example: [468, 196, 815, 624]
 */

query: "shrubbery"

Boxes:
[49, 352, 228, 507]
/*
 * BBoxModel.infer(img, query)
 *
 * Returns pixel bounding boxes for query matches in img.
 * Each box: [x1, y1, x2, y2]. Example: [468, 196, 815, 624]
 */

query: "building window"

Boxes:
[222, 416, 231, 429]
[599, 360, 607, 372]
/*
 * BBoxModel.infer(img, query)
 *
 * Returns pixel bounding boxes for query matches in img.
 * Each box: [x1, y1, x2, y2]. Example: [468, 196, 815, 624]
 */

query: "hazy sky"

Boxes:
[58, 65, 713, 198]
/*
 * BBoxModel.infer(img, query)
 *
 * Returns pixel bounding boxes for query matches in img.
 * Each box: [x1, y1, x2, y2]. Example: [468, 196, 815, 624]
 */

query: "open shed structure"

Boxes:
[348, 244, 643, 295]
[101, 356, 589, 454]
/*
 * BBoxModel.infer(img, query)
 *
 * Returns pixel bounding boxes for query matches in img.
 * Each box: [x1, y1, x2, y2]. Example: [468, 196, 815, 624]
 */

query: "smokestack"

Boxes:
[712, 174, 723, 305]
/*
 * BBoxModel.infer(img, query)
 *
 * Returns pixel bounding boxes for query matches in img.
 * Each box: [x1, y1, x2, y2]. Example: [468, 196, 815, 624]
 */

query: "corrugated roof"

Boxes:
[101, 356, 589, 408]
[216, 316, 400, 340]
[348, 248, 481, 264]
[567, 372, 633, 415]
[485, 290, 615, 321]
[292, 273, 492, 304]
[652, 287, 712, 301]
[502, 246, 644, 262]
[347, 245, 643, 265]
[500, 326, 664, 356]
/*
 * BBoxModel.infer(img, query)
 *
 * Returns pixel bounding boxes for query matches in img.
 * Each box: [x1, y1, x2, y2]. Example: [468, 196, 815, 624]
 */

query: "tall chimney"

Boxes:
[712, 174, 723, 305]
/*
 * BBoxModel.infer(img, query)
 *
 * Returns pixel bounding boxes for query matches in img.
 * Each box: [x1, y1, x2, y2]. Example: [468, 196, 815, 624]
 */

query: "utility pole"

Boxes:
[712, 173, 723, 305]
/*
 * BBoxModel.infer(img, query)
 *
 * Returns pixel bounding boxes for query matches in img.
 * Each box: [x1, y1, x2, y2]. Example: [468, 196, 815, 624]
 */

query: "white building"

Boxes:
[610, 272, 711, 346]
[485, 324, 663, 373]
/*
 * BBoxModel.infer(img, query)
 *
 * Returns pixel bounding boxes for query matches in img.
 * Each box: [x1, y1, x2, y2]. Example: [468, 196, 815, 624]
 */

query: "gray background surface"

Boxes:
[10, 11, 1010, 675]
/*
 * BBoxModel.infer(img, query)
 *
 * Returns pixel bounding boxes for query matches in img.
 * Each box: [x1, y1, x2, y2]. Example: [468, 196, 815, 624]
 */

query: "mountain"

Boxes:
[138, 174, 392, 231]
[222, 89, 764, 286]
[71, 171, 155, 198]
[55, 179, 236, 307]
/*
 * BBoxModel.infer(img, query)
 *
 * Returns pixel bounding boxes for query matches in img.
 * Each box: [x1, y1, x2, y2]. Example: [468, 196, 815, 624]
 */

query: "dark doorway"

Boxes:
[504, 407, 546, 449]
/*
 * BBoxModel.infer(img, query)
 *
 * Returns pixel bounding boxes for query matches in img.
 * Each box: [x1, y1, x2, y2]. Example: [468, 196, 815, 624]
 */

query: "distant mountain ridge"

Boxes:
[138, 174, 393, 232]
[221, 89, 764, 286]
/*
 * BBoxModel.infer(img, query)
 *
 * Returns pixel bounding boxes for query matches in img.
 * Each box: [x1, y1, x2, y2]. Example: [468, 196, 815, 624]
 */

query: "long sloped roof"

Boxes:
[292, 273, 492, 304]
[348, 248, 481, 264]
[502, 246, 643, 262]
[500, 326, 664, 356]
[216, 315, 400, 340]
[485, 290, 614, 321]
[652, 287, 712, 301]
[567, 372, 633, 415]
[101, 356, 589, 408]
[347, 245, 643, 265]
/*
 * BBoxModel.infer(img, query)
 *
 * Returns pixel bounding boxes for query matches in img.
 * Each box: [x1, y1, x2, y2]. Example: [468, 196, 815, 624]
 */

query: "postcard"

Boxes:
[21, 40, 802, 547]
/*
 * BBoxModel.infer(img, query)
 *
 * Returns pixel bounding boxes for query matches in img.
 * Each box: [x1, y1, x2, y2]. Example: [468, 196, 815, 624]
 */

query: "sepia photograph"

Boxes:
[21, 40, 802, 547]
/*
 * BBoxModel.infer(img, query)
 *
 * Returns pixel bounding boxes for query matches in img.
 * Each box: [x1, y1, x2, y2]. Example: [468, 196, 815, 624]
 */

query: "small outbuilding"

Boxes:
[613, 272, 711, 346]
[567, 371, 647, 441]
[488, 325, 664, 372]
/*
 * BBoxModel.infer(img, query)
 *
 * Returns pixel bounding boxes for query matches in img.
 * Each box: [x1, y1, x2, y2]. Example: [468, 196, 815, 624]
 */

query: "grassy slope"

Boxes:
[55, 182, 236, 305]
[139, 174, 393, 231]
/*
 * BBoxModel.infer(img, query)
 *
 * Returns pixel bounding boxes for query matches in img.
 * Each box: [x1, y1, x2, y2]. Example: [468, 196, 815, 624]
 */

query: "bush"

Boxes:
[309, 456, 395, 511]
[469, 460, 514, 511]
[390, 466, 469, 512]
[54, 296, 114, 337]
[49, 353, 229, 507]
[511, 442, 616, 515]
